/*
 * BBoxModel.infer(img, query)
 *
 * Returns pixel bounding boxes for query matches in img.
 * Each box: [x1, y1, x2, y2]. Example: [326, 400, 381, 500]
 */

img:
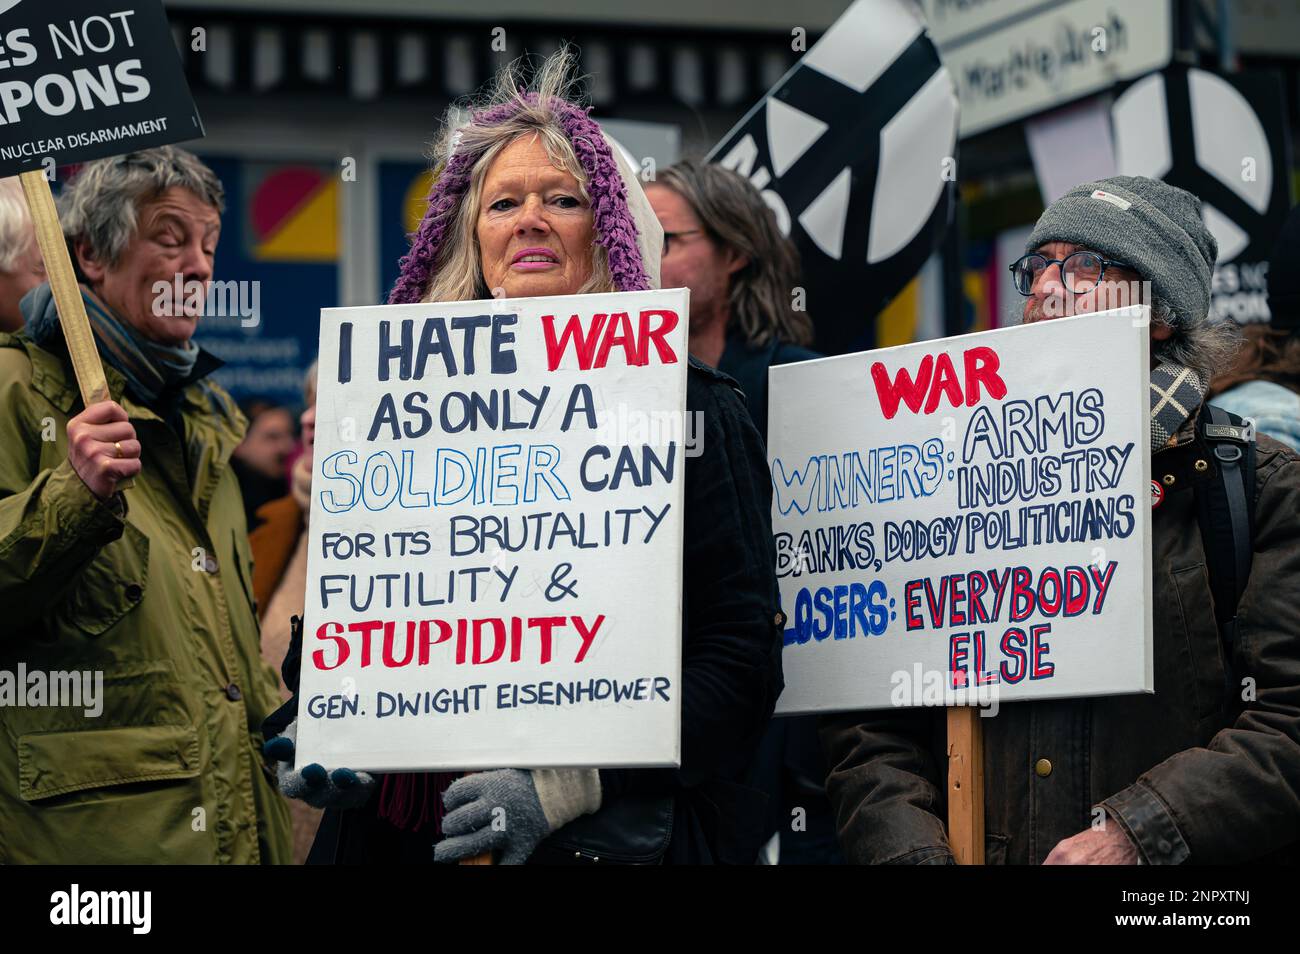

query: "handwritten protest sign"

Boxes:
[294, 289, 689, 771]
[769, 308, 1153, 714]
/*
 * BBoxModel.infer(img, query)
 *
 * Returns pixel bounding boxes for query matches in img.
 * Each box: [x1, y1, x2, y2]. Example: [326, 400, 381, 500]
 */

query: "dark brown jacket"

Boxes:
[821, 407, 1300, 864]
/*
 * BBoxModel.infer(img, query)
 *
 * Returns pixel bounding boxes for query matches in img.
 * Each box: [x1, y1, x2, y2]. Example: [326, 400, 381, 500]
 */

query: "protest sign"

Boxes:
[1, 0, 201, 416]
[768, 308, 1153, 715]
[0, 0, 202, 177]
[294, 288, 689, 772]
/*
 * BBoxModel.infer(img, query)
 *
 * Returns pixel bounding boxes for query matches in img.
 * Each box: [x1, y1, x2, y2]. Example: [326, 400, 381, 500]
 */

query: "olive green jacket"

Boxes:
[0, 330, 292, 863]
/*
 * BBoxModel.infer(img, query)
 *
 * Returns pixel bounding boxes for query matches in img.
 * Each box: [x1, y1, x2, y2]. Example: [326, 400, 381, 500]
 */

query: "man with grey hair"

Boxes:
[0, 176, 46, 332]
[823, 175, 1300, 864]
[0, 146, 292, 863]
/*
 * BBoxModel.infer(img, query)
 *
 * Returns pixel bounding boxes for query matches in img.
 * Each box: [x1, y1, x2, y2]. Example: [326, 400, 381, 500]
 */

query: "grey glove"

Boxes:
[434, 768, 601, 865]
[262, 719, 376, 810]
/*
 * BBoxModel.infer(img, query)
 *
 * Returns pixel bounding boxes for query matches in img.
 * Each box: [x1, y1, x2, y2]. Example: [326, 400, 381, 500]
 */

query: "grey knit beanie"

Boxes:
[1025, 175, 1219, 327]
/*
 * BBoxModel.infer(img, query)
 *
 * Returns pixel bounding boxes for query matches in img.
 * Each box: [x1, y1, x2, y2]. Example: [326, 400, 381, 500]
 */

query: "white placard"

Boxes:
[769, 309, 1153, 714]
[295, 289, 689, 770]
[926, 0, 1173, 138]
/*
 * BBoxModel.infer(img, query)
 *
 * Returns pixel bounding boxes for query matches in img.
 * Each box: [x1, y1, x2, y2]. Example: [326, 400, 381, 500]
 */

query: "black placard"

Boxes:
[0, 0, 202, 177]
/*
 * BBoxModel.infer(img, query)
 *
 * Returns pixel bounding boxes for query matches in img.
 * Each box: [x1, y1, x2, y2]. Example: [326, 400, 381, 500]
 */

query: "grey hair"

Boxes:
[421, 46, 612, 303]
[1150, 295, 1240, 379]
[58, 146, 225, 271]
[0, 176, 35, 273]
[656, 160, 814, 348]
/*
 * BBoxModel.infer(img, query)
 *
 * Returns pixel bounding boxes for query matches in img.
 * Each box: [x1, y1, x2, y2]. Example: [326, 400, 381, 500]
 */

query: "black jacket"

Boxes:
[821, 408, 1300, 864]
[719, 330, 821, 439]
[266, 357, 784, 864]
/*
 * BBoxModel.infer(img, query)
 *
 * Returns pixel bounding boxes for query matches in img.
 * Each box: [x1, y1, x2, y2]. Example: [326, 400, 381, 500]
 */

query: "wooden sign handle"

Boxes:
[20, 170, 132, 491]
[19, 171, 110, 405]
[946, 706, 985, 864]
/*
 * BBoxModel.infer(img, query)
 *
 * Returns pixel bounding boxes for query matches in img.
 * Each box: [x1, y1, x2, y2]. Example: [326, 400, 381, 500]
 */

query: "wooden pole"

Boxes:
[946, 706, 985, 864]
[19, 171, 110, 405]
[19, 170, 132, 490]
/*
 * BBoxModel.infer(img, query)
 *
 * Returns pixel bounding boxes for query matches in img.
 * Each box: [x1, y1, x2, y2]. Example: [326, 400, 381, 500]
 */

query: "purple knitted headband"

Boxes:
[388, 93, 650, 305]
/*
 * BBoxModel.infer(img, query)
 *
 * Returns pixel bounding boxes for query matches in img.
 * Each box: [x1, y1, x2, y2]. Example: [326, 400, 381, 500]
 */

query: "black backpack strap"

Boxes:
[1194, 405, 1257, 697]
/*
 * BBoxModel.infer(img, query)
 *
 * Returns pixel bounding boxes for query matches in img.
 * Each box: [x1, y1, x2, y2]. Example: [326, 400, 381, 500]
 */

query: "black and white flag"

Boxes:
[708, 0, 959, 354]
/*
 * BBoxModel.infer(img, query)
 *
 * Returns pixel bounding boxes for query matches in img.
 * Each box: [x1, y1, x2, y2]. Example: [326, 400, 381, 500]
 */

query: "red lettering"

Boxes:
[419, 619, 453, 665]
[967, 571, 990, 624]
[873, 347, 1008, 419]
[904, 579, 924, 631]
[973, 629, 999, 685]
[949, 632, 969, 689]
[542, 313, 608, 370]
[347, 619, 383, 667]
[473, 618, 507, 665]
[312, 621, 349, 671]
[383, 621, 416, 667]
[572, 614, 604, 662]
[1089, 560, 1118, 613]
[456, 618, 468, 665]
[923, 352, 964, 414]
[999, 627, 1027, 683]
[594, 312, 635, 368]
[1064, 566, 1089, 616]
[1038, 568, 1063, 615]
[528, 616, 566, 664]
[948, 574, 967, 626]
[638, 309, 679, 365]
[509, 617, 523, 662]
[1009, 567, 1035, 622]
[924, 575, 948, 629]
[871, 355, 933, 420]
[542, 310, 679, 371]
[963, 346, 1007, 405]
[1031, 623, 1055, 679]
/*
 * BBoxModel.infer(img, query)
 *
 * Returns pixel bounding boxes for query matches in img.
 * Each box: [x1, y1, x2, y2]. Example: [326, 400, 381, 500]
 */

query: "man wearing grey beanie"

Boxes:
[823, 175, 1300, 865]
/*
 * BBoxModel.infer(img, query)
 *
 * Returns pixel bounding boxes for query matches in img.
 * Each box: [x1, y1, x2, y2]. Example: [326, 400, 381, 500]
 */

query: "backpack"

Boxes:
[1192, 404, 1257, 698]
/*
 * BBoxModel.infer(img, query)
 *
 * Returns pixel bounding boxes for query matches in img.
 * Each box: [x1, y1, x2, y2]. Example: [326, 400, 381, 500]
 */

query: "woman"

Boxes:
[265, 50, 783, 865]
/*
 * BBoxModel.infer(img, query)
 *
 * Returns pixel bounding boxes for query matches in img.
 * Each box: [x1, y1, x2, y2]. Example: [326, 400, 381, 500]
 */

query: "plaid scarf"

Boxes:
[23, 283, 200, 404]
[1150, 361, 1207, 448]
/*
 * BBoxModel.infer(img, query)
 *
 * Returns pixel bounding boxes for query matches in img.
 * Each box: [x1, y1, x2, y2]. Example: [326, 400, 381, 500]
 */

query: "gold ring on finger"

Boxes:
[114, 441, 123, 458]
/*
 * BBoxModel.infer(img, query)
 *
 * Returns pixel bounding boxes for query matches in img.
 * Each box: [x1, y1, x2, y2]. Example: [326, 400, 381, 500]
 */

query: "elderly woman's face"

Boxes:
[77, 186, 220, 347]
[476, 134, 594, 298]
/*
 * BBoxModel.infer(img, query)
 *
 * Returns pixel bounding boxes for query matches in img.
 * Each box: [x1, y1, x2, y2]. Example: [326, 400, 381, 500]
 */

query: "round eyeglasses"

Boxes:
[1009, 250, 1133, 296]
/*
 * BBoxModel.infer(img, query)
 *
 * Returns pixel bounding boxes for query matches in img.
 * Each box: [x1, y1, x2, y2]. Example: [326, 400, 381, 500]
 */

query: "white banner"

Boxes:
[926, 0, 1173, 138]
[295, 288, 690, 770]
[769, 309, 1153, 714]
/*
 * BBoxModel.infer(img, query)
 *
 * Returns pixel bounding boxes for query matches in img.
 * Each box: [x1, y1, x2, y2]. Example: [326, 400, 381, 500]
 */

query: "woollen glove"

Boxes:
[263, 719, 376, 809]
[433, 768, 602, 865]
